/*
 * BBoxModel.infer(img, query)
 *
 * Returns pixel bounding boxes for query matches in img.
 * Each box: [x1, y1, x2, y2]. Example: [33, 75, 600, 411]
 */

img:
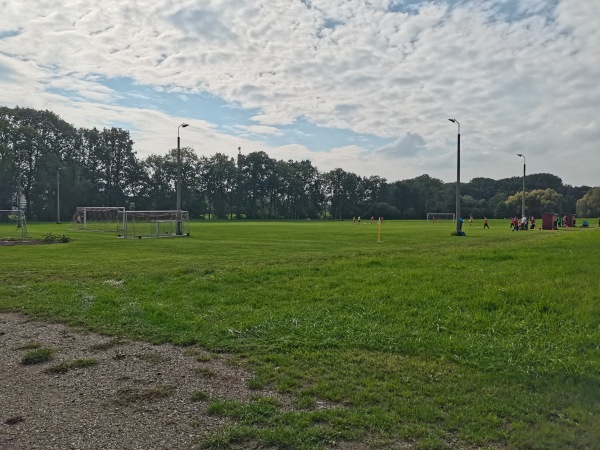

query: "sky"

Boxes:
[0, 0, 598, 186]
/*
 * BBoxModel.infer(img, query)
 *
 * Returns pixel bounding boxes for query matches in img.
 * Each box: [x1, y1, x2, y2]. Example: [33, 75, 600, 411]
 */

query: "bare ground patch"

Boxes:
[0, 313, 293, 450]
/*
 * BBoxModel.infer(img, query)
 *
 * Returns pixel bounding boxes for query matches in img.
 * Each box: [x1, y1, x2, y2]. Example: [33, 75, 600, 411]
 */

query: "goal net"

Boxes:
[0, 210, 30, 239]
[427, 213, 456, 222]
[119, 210, 190, 238]
[72, 207, 126, 232]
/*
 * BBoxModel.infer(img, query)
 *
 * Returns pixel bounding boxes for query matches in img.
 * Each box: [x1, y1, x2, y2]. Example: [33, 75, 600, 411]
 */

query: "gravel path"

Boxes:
[0, 313, 289, 449]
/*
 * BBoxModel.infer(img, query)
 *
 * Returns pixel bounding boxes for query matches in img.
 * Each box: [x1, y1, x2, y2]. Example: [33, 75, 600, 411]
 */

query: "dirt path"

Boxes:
[0, 313, 288, 449]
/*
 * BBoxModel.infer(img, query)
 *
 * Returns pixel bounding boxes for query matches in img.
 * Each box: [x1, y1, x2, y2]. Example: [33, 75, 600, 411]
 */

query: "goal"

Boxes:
[0, 210, 30, 239]
[72, 207, 126, 232]
[427, 213, 455, 222]
[119, 210, 190, 238]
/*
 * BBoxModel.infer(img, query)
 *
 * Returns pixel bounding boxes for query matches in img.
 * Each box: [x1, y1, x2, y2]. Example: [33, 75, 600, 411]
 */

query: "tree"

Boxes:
[322, 168, 358, 219]
[576, 187, 600, 217]
[503, 189, 564, 218]
[201, 153, 237, 219]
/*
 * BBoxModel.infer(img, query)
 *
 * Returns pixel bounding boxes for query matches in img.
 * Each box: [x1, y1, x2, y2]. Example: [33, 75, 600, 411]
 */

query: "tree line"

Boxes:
[0, 106, 596, 221]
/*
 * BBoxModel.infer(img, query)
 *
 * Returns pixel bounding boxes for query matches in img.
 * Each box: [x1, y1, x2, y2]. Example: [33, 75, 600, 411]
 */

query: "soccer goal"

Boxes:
[119, 210, 190, 238]
[0, 210, 30, 239]
[72, 207, 126, 232]
[427, 213, 455, 222]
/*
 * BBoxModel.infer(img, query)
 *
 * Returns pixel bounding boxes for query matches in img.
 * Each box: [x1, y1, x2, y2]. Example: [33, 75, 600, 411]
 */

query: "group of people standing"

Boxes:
[554, 214, 573, 228]
[511, 216, 535, 231]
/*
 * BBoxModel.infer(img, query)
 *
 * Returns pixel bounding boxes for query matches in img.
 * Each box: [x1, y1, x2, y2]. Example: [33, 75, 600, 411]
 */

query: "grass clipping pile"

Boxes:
[0, 313, 290, 449]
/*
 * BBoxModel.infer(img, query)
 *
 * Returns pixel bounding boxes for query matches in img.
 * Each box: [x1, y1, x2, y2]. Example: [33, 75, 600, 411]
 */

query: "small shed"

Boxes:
[563, 214, 576, 227]
[542, 212, 557, 230]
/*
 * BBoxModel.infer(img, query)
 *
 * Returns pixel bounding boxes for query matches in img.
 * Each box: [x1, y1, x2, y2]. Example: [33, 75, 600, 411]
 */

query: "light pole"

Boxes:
[448, 118, 461, 234]
[517, 153, 526, 220]
[176, 123, 189, 235]
[56, 167, 61, 224]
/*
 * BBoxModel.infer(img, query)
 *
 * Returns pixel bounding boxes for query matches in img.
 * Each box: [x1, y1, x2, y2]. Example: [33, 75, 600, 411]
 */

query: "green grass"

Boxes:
[1, 219, 599, 449]
[191, 390, 209, 402]
[21, 347, 54, 365]
[44, 357, 99, 374]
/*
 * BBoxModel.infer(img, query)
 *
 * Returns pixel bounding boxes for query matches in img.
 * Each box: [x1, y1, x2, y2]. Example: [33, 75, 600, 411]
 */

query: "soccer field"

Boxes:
[1, 219, 599, 449]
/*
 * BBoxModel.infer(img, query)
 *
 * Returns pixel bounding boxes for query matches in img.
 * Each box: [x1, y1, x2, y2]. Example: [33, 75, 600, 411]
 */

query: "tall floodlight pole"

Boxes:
[448, 119, 461, 234]
[237, 147, 241, 219]
[56, 167, 61, 224]
[517, 153, 526, 219]
[176, 123, 189, 235]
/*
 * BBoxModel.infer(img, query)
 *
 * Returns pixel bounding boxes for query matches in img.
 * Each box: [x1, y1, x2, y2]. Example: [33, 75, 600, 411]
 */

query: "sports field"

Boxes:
[1, 219, 599, 449]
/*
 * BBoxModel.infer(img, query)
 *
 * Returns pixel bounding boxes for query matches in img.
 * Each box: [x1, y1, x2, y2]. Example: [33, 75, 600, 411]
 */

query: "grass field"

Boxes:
[1, 219, 599, 449]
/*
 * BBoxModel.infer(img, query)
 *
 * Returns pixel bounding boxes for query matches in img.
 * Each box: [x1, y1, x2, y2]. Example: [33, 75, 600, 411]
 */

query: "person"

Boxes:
[469, 215, 473, 226]
[357, 216, 361, 225]
[557, 215, 562, 228]
[458, 217, 464, 231]
[370, 216, 374, 224]
[353, 216, 356, 224]
[530, 216, 535, 229]
[521, 215, 527, 230]
[483, 217, 489, 229]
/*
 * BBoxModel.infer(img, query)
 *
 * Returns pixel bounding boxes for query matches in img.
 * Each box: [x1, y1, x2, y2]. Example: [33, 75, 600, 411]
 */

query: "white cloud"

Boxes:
[0, 0, 598, 185]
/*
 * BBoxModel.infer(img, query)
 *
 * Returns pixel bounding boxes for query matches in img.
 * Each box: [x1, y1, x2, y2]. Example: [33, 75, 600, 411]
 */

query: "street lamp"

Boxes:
[448, 118, 461, 234]
[517, 153, 526, 220]
[176, 123, 189, 235]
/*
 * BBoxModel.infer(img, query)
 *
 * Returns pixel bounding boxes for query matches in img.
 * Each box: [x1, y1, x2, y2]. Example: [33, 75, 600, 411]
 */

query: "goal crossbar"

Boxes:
[120, 210, 190, 238]
[72, 207, 126, 232]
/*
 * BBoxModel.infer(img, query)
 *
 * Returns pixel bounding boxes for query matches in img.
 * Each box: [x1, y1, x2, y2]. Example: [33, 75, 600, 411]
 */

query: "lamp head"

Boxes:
[448, 118, 456, 123]
[517, 153, 523, 157]
[181, 123, 189, 128]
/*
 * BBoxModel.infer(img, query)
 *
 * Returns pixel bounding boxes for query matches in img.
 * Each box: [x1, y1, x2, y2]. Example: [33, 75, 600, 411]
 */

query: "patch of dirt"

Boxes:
[0, 240, 55, 246]
[0, 313, 291, 449]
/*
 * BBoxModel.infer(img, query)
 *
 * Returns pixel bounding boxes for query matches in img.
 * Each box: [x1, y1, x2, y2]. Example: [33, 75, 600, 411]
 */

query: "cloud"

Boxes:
[235, 124, 283, 136]
[0, 0, 598, 185]
[375, 132, 427, 158]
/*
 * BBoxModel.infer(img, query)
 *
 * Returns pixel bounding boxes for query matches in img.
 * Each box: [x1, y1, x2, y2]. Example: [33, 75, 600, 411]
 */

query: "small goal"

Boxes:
[427, 213, 455, 222]
[72, 207, 126, 232]
[119, 210, 190, 238]
[0, 210, 30, 239]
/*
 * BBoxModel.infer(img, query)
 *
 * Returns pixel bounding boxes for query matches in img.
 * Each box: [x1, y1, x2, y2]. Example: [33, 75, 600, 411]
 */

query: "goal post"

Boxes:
[120, 210, 190, 238]
[72, 207, 126, 232]
[0, 210, 30, 239]
[427, 213, 456, 222]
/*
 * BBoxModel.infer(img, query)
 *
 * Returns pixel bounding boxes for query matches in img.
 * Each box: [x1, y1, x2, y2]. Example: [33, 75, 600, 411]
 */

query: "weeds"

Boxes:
[44, 358, 98, 374]
[21, 347, 53, 365]
[191, 390, 209, 402]
[41, 232, 72, 243]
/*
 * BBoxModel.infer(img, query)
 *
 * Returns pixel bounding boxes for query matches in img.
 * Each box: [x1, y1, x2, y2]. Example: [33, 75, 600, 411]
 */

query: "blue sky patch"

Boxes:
[76, 76, 394, 153]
